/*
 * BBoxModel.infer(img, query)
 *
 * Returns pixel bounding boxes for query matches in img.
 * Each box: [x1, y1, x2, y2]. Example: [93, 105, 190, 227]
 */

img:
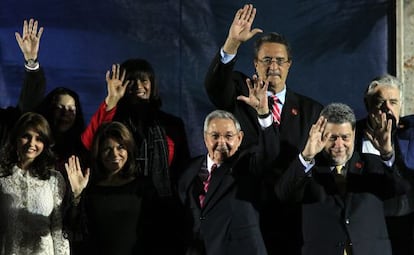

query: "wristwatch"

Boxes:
[25, 58, 39, 70]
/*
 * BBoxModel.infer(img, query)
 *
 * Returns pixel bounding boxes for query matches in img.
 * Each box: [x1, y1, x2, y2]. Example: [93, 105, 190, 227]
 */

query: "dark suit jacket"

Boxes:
[205, 50, 323, 254]
[178, 126, 279, 255]
[276, 152, 409, 255]
[355, 117, 414, 255]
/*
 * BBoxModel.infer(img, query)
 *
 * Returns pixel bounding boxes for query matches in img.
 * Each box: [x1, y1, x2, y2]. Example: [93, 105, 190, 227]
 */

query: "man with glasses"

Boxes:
[204, 4, 323, 255]
[275, 103, 407, 255]
[355, 74, 414, 255]
[178, 107, 279, 255]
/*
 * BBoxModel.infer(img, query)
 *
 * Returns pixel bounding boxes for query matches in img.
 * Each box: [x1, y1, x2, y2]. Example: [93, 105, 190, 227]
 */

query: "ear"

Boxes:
[236, 130, 244, 145]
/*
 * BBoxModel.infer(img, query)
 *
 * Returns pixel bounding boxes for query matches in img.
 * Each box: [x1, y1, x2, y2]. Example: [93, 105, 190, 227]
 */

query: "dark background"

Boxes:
[0, 0, 393, 156]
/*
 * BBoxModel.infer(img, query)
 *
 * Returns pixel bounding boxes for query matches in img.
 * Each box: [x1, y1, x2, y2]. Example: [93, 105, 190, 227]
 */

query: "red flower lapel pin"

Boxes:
[354, 161, 364, 170]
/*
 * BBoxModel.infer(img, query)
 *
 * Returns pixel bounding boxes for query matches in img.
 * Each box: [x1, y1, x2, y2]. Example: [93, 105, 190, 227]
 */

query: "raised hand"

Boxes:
[223, 4, 263, 54]
[105, 64, 129, 111]
[15, 18, 44, 61]
[365, 112, 393, 156]
[65, 155, 90, 199]
[302, 116, 329, 160]
[237, 74, 269, 115]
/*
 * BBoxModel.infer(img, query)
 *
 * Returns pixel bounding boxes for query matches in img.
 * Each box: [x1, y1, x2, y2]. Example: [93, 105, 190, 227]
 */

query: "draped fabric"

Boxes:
[0, 0, 390, 157]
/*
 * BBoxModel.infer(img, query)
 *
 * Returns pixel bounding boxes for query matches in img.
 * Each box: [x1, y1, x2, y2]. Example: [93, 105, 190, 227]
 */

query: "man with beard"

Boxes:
[355, 74, 414, 255]
[275, 103, 409, 255]
[178, 107, 279, 255]
[81, 59, 190, 254]
[204, 4, 323, 254]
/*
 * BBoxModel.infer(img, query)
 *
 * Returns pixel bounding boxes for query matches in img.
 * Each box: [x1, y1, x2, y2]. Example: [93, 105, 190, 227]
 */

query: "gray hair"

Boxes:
[364, 74, 403, 108]
[203, 110, 242, 133]
[320, 103, 356, 130]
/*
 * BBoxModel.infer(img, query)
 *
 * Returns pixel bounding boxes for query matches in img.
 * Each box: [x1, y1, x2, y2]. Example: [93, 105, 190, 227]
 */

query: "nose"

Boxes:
[137, 80, 146, 89]
[217, 135, 227, 144]
[269, 61, 279, 68]
[29, 137, 36, 146]
[334, 137, 344, 147]
[380, 101, 391, 113]
[109, 147, 118, 156]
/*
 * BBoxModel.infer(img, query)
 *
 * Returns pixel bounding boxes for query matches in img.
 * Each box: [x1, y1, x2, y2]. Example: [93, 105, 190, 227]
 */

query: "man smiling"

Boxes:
[204, 4, 323, 254]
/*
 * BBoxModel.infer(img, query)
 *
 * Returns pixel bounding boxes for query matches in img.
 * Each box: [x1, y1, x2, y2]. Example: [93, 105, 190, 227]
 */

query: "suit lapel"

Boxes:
[202, 162, 235, 212]
[179, 156, 205, 206]
[281, 91, 300, 127]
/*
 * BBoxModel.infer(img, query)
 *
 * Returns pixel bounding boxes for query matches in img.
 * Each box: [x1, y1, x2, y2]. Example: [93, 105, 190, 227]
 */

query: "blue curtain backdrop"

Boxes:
[0, 0, 391, 156]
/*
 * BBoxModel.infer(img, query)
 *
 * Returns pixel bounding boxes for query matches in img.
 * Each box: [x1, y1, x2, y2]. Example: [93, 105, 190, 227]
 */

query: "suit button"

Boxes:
[345, 218, 350, 224]
[200, 216, 206, 220]
[349, 242, 353, 246]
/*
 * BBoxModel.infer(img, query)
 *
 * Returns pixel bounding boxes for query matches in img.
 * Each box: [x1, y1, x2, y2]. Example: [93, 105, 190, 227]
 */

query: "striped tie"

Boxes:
[270, 95, 281, 124]
[199, 164, 217, 208]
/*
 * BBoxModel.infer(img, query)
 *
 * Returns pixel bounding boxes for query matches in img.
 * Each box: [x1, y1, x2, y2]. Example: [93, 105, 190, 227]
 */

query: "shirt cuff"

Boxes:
[258, 114, 273, 129]
[299, 154, 315, 173]
[220, 47, 236, 64]
[24, 62, 40, 71]
[382, 153, 395, 167]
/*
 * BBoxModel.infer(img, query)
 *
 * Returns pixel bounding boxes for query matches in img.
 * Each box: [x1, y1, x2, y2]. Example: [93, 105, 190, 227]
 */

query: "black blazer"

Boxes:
[276, 152, 409, 255]
[355, 117, 414, 255]
[205, 50, 323, 255]
[178, 126, 279, 255]
[0, 68, 45, 147]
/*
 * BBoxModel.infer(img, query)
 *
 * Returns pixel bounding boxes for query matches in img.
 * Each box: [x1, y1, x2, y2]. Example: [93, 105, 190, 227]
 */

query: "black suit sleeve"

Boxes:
[274, 156, 310, 203]
[19, 68, 46, 113]
[204, 51, 239, 110]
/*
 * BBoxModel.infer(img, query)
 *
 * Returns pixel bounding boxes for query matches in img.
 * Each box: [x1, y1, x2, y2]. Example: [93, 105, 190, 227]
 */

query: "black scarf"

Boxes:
[114, 98, 171, 197]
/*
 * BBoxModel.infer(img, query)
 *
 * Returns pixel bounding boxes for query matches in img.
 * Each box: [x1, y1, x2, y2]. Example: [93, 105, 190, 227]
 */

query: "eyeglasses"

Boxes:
[258, 57, 290, 66]
[206, 132, 238, 142]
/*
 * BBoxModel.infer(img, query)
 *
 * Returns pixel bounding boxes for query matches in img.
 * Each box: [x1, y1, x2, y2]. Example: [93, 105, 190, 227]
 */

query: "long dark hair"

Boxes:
[36, 87, 85, 157]
[120, 58, 161, 108]
[0, 112, 55, 180]
[115, 59, 163, 140]
[90, 122, 139, 183]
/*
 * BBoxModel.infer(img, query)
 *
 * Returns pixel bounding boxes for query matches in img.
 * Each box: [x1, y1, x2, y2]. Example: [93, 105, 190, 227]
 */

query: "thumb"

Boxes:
[236, 95, 249, 104]
[250, 28, 263, 37]
[84, 168, 91, 180]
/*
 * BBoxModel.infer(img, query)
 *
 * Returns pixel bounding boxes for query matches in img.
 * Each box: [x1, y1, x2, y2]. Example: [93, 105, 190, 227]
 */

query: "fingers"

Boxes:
[321, 131, 331, 143]
[28, 19, 34, 37]
[247, 5, 256, 23]
[75, 156, 82, 172]
[310, 116, 326, 135]
[65, 155, 81, 174]
[246, 77, 254, 90]
[37, 27, 44, 40]
[22, 19, 28, 37]
[235, 4, 254, 24]
[112, 64, 117, 79]
[15, 32, 23, 47]
[19, 18, 43, 41]
[105, 70, 110, 82]
[32, 19, 38, 37]
[120, 69, 127, 82]
[234, 9, 243, 22]
[84, 168, 91, 180]
[109, 64, 123, 80]
[239, 4, 251, 21]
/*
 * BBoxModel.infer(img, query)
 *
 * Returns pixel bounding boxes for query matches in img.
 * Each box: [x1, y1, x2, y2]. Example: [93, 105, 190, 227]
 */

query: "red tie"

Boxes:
[271, 95, 281, 124]
[199, 164, 217, 208]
